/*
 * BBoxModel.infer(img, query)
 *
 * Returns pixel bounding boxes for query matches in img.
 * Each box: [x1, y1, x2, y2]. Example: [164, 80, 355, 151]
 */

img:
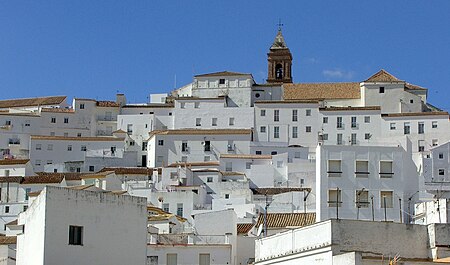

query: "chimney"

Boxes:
[116, 94, 126, 107]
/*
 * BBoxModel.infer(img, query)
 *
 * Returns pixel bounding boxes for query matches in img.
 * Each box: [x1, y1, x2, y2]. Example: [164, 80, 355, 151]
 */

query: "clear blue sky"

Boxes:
[0, 1, 449, 110]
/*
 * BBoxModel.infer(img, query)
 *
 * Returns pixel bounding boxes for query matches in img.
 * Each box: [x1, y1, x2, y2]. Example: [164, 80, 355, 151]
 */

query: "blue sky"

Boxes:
[0, 1, 449, 110]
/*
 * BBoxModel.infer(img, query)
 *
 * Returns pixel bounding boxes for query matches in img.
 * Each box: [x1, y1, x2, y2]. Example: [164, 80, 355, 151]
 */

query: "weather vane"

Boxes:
[277, 19, 284, 31]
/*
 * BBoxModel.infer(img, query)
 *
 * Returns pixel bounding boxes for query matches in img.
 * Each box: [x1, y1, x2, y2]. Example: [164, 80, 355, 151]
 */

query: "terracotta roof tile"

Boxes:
[167, 161, 220, 168]
[255, 213, 316, 228]
[41, 108, 75, 113]
[0, 96, 66, 109]
[365, 69, 403, 82]
[251, 187, 311, 195]
[96, 101, 120, 107]
[195, 71, 251, 77]
[320, 106, 381, 112]
[283, 83, 360, 100]
[255, 100, 319, 104]
[80, 171, 115, 179]
[31, 135, 124, 141]
[22, 175, 64, 184]
[0, 177, 23, 183]
[122, 104, 174, 108]
[405, 83, 427, 91]
[0, 159, 29, 165]
[99, 167, 154, 175]
[0, 236, 17, 245]
[35, 172, 82, 181]
[150, 129, 252, 137]
[220, 154, 272, 160]
[220, 171, 245, 176]
[237, 223, 254, 234]
[381, 112, 449, 118]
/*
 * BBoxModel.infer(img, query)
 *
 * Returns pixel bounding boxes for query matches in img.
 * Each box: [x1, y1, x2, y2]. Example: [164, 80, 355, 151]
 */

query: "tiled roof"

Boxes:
[0, 236, 17, 245]
[5, 219, 17, 226]
[99, 167, 154, 175]
[255, 100, 319, 104]
[220, 154, 272, 160]
[0, 177, 23, 183]
[405, 83, 427, 91]
[96, 101, 120, 107]
[35, 172, 82, 181]
[150, 129, 252, 137]
[283, 83, 361, 100]
[41, 108, 75, 113]
[365, 69, 403, 82]
[31, 135, 124, 141]
[0, 159, 29, 165]
[255, 213, 316, 228]
[68, 184, 95, 190]
[80, 171, 115, 179]
[122, 104, 174, 108]
[220, 171, 245, 176]
[22, 175, 65, 184]
[381, 112, 449, 118]
[167, 161, 220, 168]
[237, 223, 254, 234]
[175, 97, 226, 101]
[319, 106, 381, 112]
[251, 187, 311, 195]
[195, 71, 251, 77]
[0, 96, 66, 109]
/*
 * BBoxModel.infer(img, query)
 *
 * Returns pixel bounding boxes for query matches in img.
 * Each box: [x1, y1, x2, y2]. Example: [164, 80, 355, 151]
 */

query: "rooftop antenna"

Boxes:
[277, 19, 284, 31]
[174, 74, 177, 89]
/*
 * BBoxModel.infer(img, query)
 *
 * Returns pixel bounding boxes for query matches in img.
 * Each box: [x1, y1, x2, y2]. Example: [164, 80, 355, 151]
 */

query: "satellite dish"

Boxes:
[256, 224, 263, 237]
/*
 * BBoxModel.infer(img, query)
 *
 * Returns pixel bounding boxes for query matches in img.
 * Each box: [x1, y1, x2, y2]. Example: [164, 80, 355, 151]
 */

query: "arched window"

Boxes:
[275, 64, 283, 79]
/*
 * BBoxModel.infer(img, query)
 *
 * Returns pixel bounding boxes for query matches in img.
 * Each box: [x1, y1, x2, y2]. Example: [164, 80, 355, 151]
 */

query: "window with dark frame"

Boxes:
[69, 225, 83, 245]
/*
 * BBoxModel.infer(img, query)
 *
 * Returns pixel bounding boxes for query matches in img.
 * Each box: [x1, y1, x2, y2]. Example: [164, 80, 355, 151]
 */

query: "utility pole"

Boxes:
[371, 195, 374, 221]
[336, 187, 339, 220]
[383, 196, 387, 222]
[264, 194, 268, 237]
[399, 197, 402, 223]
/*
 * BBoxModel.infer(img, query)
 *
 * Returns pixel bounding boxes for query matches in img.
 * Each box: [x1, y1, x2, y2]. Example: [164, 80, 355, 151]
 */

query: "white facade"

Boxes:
[16, 186, 147, 265]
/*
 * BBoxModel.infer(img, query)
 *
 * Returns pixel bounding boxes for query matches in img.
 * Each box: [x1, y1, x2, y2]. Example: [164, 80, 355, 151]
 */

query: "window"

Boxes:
[158, 140, 164, 146]
[127, 124, 133, 134]
[439, 169, 445, 176]
[260, 126, 266, 133]
[50, 132, 55, 136]
[212, 118, 217, 126]
[81, 146, 87, 151]
[337, 134, 343, 145]
[64, 117, 69, 123]
[227, 141, 234, 151]
[328, 189, 342, 207]
[167, 254, 177, 265]
[294, 152, 301, 158]
[246, 162, 252, 169]
[5, 206, 9, 213]
[439, 153, 444, 159]
[77, 133, 82, 137]
[229, 117, 235, 126]
[148, 256, 158, 265]
[355, 161, 369, 178]
[51, 117, 56, 123]
[36, 144, 42, 150]
[47, 144, 53, 151]
[219, 78, 225, 85]
[418, 140, 425, 152]
[25, 120, 30, 127]
[274, 110, 280, 122]
[196, 118, 201, 126]
[182, 141, 188, 152]
[67, 145, 72, 151]
[23, 205, 28, 212]
[225, 162, 232, 172]
[306, 109, 311, 116]
[351, 133, 357, 145]
[255, 151, 262, 155]
[163, 203, 169, 212]
[404, 122, 410, 135]
[64, 132, 68, 137]
[69, 225, 83, 245]
[351, 117, 357, 128]
[204, 141, 211, 152]
[80, 104, 85, 109]
[380, 161, 394, 178]
[328, 160, 342, 177]
[365, 133, 371, 140]
[180, 102, 185, 108]
[194, 102, 200, 108]
[418, 122, 424, 134]
[379, 86, 385, 93]
[5, 120, 11, 126]
[323, 117, 328, 123]
[35, 160, 41, 166]
[142, 142, 148, 151]
[271, 151, 278, 155]
[276, 161, 283, 168]
[305, 126, 311, 133]
[410, 99, 414, 104]
[177, 203, 183, 217]
[274, 126, 280, 138]
[380, 191, 393, 208]
[225, 194, 230, 199]
[432, 121, 438, 128]
[204, 156, 210, 161]
[337, 117, 343, 129]
[129, 141, 135, 146]
[292, 110, 298, 121]
[89, 166, 95, 172]
[47, 160, 52, 165]
[322, 134, 328, 140]
[390, 123, 396, 130]
[364, 116, 370, 123]
[260, 109, 266, 116]
[207, 177, 213, 183]
[199, 253, 210, 265]
[355, 190, 369, 208]
[292, 126, 298, 138]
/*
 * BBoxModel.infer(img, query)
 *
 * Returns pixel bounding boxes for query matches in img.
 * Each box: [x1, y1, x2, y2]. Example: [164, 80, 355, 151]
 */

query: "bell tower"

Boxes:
[267, 28, 293, 83]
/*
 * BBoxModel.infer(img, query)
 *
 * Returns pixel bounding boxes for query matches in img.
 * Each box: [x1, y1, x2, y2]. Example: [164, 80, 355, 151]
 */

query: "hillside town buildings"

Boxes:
[0, 29, 449, 264]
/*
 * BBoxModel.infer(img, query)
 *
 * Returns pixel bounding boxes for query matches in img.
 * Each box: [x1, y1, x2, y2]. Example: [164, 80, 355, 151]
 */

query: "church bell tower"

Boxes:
[267, 28, 293, 83]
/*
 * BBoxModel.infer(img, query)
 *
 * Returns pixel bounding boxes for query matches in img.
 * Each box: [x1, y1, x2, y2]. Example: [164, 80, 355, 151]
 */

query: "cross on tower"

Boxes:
[277, 19, 284, 31]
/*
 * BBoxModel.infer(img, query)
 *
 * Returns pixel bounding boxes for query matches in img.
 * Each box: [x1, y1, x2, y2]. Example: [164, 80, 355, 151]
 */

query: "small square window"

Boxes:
[246, 162, 252, 169]
[438, 169, 445, 176]
[410, 99, 414, 104]
[36, 144, 42, 150]
[212, 118, 217, 126]
[207, 177, 213, 183]
[255, 151, 262, 155]
[305, 126, 311, 133]
[432, 121, 438, 128]
[81, 146, 87, 151]
[77, 133, 82, 137]
[439, 153, 444, 159]
[323, 117, 328, 124]
[51, 117, 56, 123]
[225, 194, 230, 199]
[365, 133, 371, 140]
[306, 109, 311, 116]
[379, 87, 385, 93]
[204, 155, 210, 162]
[47, 144, 53, 151]
[196, 118, 201, 126]
[5, 206, 9, 213]
[390, 123, 396, 130]
[67, 145, 72, 151]
[194, 102, 200, 108]
[271, 151, 277, 155]
[80, 104, 85, 109]
[219, 79, 225, 85]
[158, 140, 164, 146]
[69, 225, 83, 245]
[260, 126, 266, 133]
[229, 117, 235, 126]
[35, 160, 41, 166]
[364, 116, 370, 123]
[322, 134, 328, 140]
[64, 117, 69, 123]
[89, 166, 95, 172]
[129, 141, 135, 146]
[260, 110, 266, 116]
